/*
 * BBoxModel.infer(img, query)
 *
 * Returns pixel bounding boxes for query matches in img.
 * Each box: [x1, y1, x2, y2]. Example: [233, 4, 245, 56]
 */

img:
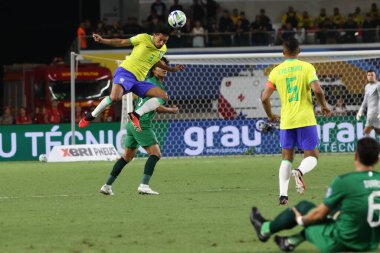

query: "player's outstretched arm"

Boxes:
[92, 33, 132, 47]
[156, 60, 185, 73]
[310, 81, 332, 116]
[261, 85, 280, 122]
[156, 105, 179, 114]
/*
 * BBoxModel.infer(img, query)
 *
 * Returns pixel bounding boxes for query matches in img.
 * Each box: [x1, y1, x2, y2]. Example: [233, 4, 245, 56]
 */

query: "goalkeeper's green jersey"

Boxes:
[323, 170, 380, 251]
[134, 75, 165, 128]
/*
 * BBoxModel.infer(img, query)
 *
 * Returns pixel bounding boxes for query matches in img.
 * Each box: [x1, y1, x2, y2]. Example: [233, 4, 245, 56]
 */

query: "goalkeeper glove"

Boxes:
[356, 112, 363, 121]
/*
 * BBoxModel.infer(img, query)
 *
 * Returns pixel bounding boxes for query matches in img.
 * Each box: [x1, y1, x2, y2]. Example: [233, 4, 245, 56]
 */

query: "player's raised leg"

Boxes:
[100, 148, 137, 195]
[250, 200, 316, 249]
[79, 83, 124, 128]
[292, 126, 319, 194]
[137, 144, 161, 195]
[128, 86, 168, 132]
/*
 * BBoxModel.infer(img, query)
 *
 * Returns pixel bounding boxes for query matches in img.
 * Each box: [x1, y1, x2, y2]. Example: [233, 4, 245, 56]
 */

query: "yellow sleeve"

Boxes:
[307, 64, 319, 85]
[159, 46, 167, 59]
[130, 33, 147, 46]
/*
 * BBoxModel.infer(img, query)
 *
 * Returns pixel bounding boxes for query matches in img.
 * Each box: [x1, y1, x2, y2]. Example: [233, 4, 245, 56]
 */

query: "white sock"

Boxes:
[279, 160, 292, 196]
[91, 96, 112, 117]
[135, 98, 161, 116]
[297, 156, 318, 175]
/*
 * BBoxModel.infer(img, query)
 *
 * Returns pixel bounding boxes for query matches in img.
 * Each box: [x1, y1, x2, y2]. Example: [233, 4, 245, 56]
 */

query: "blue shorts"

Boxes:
[113, 67, 156, 98]
[280, 125, 319, 150]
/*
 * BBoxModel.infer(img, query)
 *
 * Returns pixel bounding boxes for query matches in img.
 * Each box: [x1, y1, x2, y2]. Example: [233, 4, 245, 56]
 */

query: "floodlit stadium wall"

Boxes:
[1, 49, 379, 161]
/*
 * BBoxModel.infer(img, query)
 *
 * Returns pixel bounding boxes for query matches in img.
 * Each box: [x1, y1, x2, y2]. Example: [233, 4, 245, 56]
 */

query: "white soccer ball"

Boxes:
[39, 154, 47, 162]
[168, 10, 187, 28]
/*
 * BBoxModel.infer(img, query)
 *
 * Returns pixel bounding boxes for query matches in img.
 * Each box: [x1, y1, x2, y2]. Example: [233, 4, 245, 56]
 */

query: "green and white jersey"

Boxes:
[323, 171, 380, 251]
[135, 75, 165, 128]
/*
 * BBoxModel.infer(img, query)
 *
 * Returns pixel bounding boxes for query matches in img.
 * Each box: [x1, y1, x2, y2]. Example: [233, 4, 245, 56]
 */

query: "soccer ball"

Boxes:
[168, 10, 186, 28]
[39, 154, 47, 162]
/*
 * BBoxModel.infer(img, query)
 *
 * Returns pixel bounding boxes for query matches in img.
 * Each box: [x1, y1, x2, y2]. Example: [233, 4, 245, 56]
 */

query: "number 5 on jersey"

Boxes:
[286, 77, 299, 102]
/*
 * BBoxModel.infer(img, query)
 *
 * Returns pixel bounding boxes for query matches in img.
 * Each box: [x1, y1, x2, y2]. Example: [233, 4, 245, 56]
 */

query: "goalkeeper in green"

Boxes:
[99, 57, 178, 195]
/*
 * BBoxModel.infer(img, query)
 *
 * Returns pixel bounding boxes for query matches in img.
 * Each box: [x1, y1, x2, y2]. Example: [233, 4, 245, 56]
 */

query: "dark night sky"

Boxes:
[0, 1, 87, 65]
[0, 0, 100, 108]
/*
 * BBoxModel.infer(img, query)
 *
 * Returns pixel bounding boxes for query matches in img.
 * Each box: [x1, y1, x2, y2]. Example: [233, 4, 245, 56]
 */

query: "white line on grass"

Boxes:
[0, 188, 256, 200]
[0, 193, 95, 200]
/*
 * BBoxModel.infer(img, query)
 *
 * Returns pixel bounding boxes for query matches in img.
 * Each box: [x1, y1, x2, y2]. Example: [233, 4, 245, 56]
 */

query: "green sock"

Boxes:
[106, 158, 128, 185]
[260, 221, 271, 236]
[288, 233, 305, 246]
[142, 155, 160, 184]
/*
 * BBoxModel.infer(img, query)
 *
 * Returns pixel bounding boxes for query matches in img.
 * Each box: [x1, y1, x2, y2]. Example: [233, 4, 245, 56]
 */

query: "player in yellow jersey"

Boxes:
[261, 38, 331, 205]
[79, 27, 185, 131]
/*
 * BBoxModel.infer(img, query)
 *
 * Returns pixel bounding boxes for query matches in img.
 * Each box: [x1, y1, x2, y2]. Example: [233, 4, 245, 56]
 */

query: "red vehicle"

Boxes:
[3, 62, 115, 123]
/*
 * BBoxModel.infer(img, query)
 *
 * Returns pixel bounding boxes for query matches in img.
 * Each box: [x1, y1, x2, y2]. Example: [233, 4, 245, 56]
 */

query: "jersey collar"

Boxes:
[285, 58, 298, 62]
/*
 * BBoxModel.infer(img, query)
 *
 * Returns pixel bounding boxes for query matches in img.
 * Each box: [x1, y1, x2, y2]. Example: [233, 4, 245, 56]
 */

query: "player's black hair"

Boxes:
[367, 69, 376, 73]
[160, 56, 169, 66]
[283, 38, 299, 55]
[356, 137, 380, 166]
[153, 26, 172, 36]
[147, 57, 170, 78]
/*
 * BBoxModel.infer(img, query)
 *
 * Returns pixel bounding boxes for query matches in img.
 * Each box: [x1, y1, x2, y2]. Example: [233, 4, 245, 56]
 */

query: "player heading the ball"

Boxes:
[79, 26, 185, 131]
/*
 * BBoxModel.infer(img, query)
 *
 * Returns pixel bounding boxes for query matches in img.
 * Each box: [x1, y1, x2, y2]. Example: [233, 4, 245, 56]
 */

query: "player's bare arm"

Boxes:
[156, 105, 179, 114]
[293, 203, 330, 226]
[92, 33, 132, 47]
[156, 60, 185, 73]
[261, 85, 280, 122]
[310, 80, 332, 116]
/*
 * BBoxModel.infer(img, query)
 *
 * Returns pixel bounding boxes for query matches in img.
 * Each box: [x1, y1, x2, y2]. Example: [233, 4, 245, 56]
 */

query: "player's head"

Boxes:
[153, 26, 171, 48]
[151, 57, 169, 80]
[366, 69, 377, 83]
[355, 137, 379, 167]
[283, 38, 300, 57]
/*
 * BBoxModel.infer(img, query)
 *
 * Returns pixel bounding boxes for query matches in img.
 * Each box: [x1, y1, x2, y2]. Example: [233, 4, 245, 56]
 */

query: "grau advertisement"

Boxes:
[0, 117, 370, 161]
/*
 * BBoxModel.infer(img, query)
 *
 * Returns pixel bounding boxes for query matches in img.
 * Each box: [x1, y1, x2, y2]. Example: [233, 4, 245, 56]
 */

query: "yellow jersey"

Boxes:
[267, 58, 318, 129]
[120, 33, 167, 81]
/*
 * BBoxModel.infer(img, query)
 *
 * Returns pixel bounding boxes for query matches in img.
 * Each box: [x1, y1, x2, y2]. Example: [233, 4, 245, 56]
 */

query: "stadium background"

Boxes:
[1, 0, 378, 63]
[0, 1, 379, 253]
[2, 0, 380, 161]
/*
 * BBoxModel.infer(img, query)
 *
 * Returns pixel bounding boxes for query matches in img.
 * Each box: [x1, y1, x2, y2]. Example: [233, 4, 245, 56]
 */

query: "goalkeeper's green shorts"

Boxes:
[125, 121, 158, 149]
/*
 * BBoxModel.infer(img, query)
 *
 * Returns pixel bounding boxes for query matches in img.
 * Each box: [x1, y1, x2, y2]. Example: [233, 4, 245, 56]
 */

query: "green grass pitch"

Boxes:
[0, 154, 378, 253]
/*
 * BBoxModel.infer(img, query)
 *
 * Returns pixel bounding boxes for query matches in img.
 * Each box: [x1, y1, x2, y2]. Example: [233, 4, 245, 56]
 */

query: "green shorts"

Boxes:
[305, 221, 346, 253]
[125, 122, 158, 149]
